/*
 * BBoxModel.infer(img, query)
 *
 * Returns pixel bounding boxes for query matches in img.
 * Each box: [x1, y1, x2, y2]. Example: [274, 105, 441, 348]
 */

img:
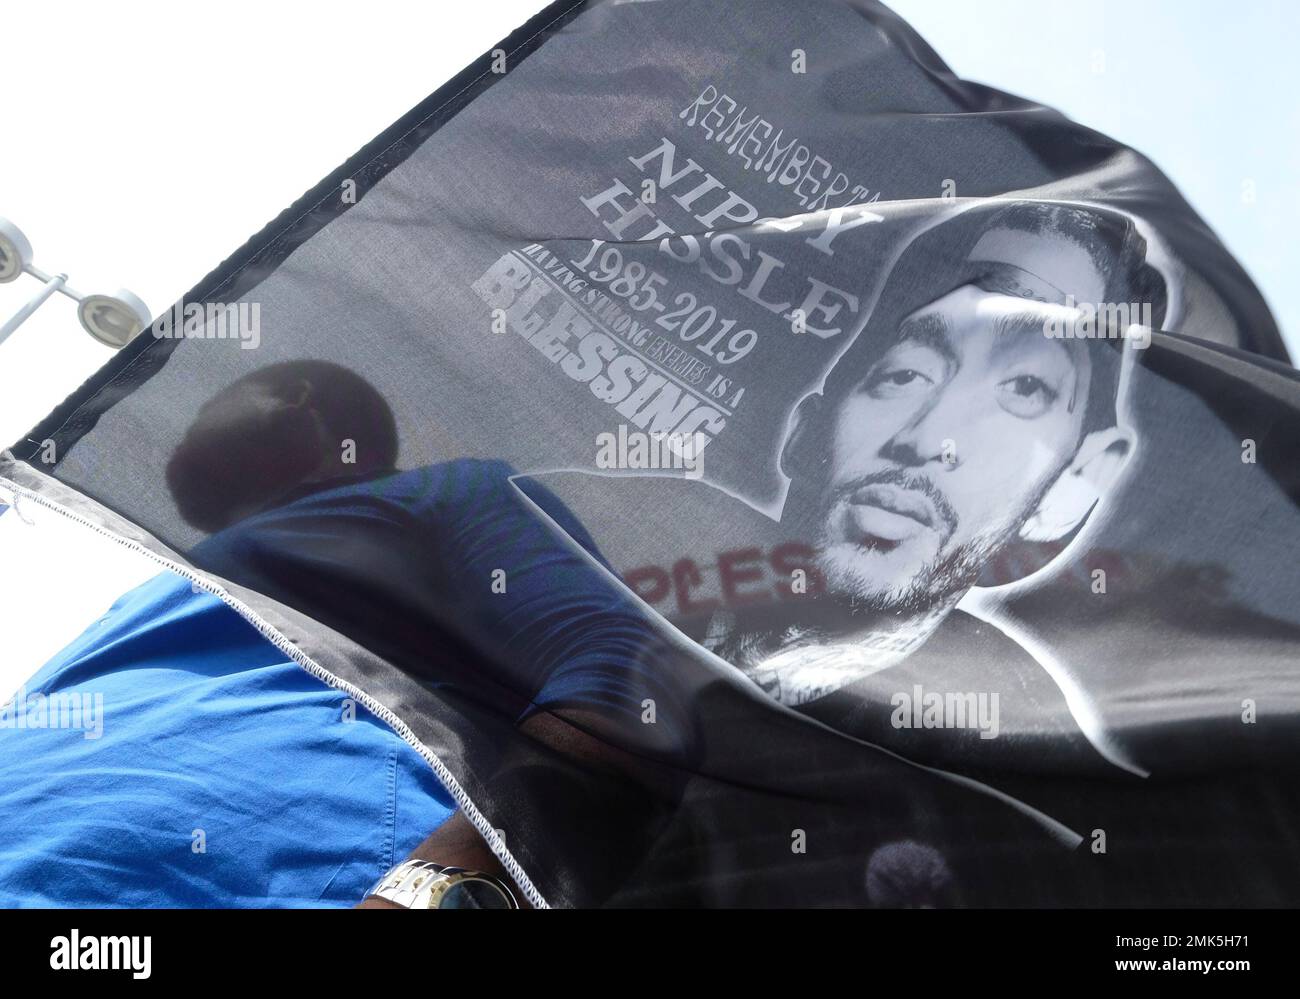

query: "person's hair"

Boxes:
[234, 360, 400, 468]
[819, 201, 1167, 438]
[166, 360, 398, 532]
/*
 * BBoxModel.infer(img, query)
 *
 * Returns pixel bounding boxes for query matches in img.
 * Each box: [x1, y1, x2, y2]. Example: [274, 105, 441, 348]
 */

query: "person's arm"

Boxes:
[357, 705, 681, 909]
[356, 811, 531, 909]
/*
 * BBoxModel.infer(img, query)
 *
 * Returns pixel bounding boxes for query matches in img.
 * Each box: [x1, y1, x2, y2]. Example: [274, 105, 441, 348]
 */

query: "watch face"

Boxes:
[438, 876, 515, 909]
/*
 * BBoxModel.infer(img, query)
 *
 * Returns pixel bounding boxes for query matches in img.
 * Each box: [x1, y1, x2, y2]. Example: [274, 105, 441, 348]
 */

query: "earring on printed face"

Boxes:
[1019, 465, 1099, 542]
[0, 217, 150, 349]
[1019, 426, 1132, 544]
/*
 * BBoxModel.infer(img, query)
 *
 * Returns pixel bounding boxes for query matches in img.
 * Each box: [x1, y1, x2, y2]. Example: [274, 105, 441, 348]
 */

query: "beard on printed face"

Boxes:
[793, 462, 1052, 616]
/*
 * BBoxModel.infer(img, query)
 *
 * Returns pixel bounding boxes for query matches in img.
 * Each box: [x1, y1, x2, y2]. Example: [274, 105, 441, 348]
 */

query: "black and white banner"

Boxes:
[4, 0, 1299, 907]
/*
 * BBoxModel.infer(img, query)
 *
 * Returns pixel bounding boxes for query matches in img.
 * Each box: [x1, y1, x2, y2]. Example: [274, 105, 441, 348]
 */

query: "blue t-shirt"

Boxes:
[190, 459, 695, 755]
[0, 571, 457, 907]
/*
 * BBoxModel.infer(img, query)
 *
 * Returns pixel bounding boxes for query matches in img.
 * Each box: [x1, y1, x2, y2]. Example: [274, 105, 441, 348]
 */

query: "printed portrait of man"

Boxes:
[701, 201, 1171, 766]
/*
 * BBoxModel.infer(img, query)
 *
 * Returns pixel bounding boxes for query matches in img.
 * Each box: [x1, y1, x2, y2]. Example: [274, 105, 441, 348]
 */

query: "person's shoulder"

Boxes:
[22, 571, 275, 692]
[395, 458, 515, 490]
[308, 459, 521, 509]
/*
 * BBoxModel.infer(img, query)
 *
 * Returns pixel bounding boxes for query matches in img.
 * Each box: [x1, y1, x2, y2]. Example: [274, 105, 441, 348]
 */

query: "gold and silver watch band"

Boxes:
[366, 859, 520, 909]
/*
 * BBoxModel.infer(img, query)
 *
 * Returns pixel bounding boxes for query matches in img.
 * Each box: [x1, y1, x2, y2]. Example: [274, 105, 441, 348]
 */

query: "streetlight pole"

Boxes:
[0, 217, 150, 349]
[0, 272, 69, 346]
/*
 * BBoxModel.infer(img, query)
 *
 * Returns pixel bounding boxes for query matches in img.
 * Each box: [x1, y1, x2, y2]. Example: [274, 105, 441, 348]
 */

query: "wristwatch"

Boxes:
[365, 860, 520, 909]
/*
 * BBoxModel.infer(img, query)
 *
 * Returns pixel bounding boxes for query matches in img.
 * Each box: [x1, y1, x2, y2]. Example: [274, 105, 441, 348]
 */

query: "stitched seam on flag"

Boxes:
[0, 471, 552, 910]
[382, 745, 398, 874]
[26, 0, 588, 456]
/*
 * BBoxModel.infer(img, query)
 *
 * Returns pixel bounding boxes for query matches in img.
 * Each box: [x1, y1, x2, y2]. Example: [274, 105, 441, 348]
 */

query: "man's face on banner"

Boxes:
[791, 283, 1095, 612]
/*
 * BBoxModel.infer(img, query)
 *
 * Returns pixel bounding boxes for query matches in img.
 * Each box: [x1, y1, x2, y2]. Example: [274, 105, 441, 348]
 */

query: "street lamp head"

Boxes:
[78, 288, 152, 348]
[0, 217, 34, 284]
